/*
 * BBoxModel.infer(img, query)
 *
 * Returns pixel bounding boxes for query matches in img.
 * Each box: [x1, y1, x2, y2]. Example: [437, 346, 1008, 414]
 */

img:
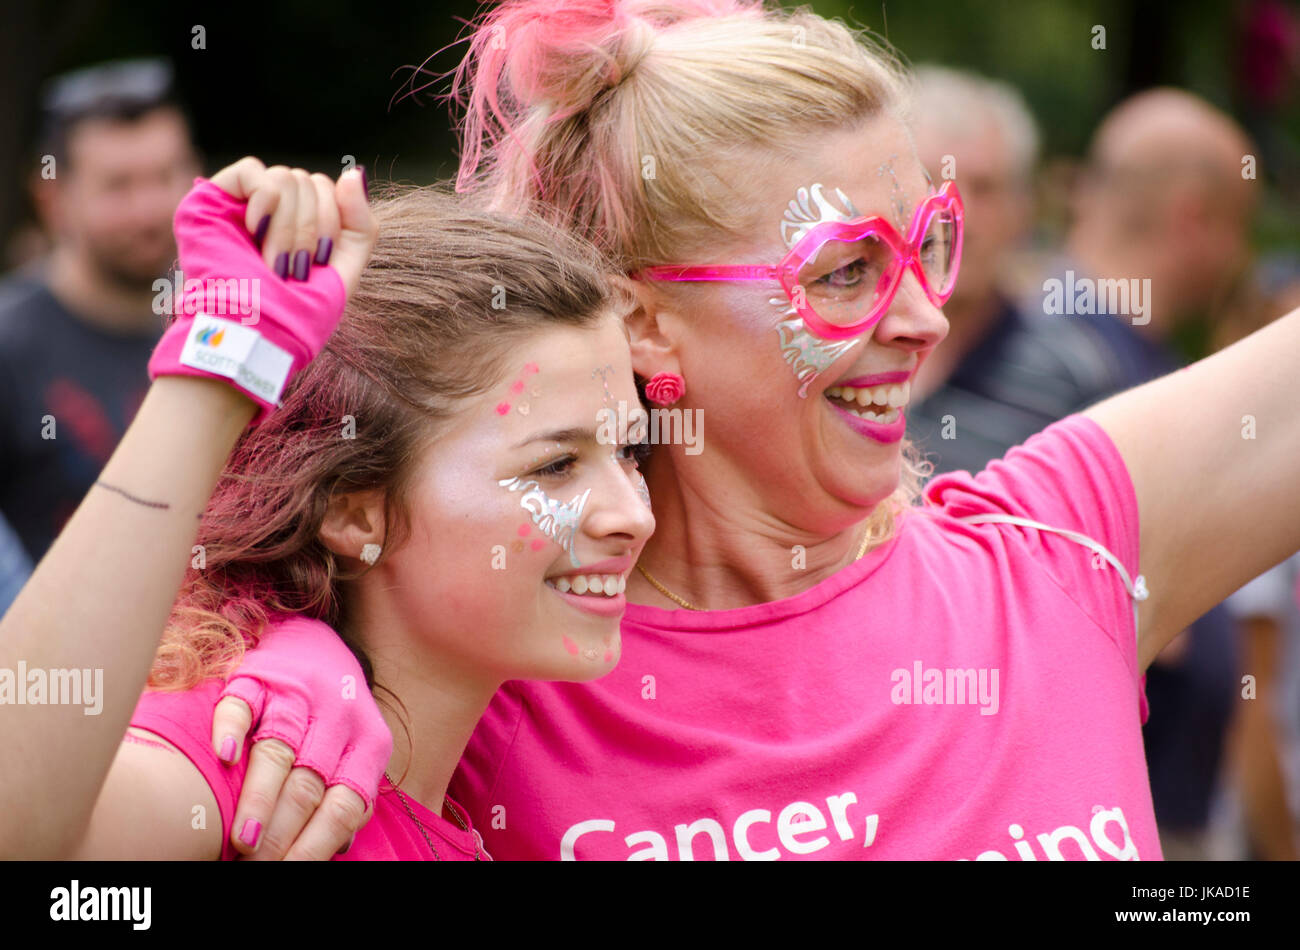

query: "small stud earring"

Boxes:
[360, 543, 382, 566]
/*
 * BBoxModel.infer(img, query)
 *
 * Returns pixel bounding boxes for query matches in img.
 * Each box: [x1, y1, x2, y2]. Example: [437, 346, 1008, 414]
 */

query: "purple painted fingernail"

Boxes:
[292, 249, 310, 281]
[273, 252, 290, 280]
[253, 215, 271, 248]
[358, 165, 369, 202]
[314, 236, 333, 266]
[219, 735, 236, 763]
[239, 818, 262, 849]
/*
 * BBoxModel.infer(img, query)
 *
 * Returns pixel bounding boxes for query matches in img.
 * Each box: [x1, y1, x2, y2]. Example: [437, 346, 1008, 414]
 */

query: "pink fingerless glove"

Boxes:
[221, 613, 392, 811]
[148, 178, 347, 425]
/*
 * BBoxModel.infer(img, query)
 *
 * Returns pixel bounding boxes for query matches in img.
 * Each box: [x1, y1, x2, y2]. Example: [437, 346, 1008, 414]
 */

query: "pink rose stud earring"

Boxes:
[645, 372, 685, 406]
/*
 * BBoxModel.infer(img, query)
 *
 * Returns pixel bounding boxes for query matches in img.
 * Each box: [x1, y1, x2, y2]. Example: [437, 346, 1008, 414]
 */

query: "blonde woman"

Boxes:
[211, 0, 1298, 860]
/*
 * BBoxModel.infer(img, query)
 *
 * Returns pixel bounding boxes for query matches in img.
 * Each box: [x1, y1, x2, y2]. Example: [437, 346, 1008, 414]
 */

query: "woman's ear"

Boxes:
[318, 489, 387, 564]
[608, 275, 682, 379]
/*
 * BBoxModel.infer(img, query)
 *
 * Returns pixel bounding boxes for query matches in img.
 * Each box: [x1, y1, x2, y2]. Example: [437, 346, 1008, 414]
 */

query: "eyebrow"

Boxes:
[511, 427, 595, 449]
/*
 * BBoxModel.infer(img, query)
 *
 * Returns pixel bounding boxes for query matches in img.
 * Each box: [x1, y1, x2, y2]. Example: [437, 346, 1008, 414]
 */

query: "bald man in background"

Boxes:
[1057, 87, 1257, 367]
[1040, 89, 1291, 860]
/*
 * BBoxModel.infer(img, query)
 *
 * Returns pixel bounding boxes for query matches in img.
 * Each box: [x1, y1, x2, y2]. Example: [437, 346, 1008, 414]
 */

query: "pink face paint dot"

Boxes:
[530, 539, 546, 551]
[603, 650, 614, 663]
[510, 380, 525, 395]
[524, 362, 539, 374]
[562, 635, 580, 656]
[495, 402, 511, 416]
[517, 524, 531, 537]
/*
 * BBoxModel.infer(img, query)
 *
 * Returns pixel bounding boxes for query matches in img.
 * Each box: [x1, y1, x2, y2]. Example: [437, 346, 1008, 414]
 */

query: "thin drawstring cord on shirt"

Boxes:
[954, 513, 1149, 646]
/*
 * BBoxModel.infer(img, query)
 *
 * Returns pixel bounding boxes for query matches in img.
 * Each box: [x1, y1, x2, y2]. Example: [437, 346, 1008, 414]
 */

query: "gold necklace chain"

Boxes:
[636, 528, 874, 611]
[384, 771, 480, 861]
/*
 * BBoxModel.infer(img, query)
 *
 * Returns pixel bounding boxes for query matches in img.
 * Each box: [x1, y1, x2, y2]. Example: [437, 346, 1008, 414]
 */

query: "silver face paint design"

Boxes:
[774, 183, 864, 396]
[591, 364, 615, 406]
[780, 183, 862, 246]
[875, 156, 910, 232]
[607, 442, 653, 512]
[632, 468, 652, 511]
[498, 476, 591, 568]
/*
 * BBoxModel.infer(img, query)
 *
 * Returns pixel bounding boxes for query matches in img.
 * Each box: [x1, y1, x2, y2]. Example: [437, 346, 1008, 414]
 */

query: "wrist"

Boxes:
[151, 373, 258, 415]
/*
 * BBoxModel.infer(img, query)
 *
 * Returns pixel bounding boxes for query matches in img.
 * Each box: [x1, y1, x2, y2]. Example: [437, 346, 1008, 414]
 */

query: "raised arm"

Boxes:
[1084, 306, 1300, 669]
[0, 159, 374, 857]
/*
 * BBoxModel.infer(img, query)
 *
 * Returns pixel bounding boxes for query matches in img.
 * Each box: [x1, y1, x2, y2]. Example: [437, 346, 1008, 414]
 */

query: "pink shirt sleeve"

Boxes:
[130, 680, 251, 860]
[923, 414, 1149, 721]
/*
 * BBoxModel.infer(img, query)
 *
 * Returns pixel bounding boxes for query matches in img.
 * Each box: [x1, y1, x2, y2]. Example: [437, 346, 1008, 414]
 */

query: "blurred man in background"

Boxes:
[1058, 87, 1257, 371]
[905, 65, 1121, 475]
[0, 58, 199, 562]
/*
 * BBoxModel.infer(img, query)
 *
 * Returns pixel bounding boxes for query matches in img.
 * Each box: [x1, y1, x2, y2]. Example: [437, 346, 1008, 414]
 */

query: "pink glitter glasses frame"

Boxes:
[639, 181, 964, 341]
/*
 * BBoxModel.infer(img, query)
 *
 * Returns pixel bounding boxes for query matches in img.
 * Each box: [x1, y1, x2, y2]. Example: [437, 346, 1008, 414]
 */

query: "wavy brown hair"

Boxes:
[150, 186, 627, 690]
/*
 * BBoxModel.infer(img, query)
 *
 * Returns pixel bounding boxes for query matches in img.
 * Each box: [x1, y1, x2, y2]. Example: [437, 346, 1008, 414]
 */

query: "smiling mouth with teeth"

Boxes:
[824, 381, 910, 424]
[545, 573, 628, 597]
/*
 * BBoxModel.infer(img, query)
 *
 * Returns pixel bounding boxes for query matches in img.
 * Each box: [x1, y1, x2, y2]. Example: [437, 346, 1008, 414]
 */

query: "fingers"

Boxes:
[211, 696, 253, 765]
[243, 165, 317, 279]
[209, 155, 266, 202]
[283, 786, 370, 861]
[309, 173, 339, 268]
[259, 166, 298, 277]
[229, 737, 296, 857]
[243, 766, 327, 861]
[331, 167, 379, 296]
[288, 170, 318, 282]
[198, 157, 359, 285]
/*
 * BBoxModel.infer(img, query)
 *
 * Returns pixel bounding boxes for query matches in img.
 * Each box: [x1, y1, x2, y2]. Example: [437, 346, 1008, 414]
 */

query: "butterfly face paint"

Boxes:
[498, 476, 592, 568]
[774, 184, 865, 396]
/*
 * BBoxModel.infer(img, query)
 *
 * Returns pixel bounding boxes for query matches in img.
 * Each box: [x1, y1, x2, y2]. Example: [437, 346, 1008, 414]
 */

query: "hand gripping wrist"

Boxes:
[148, 178, 347, 425]
[220, 613, 392, 811]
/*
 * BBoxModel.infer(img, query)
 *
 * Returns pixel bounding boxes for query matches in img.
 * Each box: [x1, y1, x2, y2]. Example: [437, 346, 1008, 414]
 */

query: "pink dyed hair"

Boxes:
[449, 0, 908, 270]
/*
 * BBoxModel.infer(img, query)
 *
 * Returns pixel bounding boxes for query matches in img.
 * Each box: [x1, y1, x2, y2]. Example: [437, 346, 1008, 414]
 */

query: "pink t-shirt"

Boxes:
[451, 415, 1159, 860]
[131, 680, 489, 861]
